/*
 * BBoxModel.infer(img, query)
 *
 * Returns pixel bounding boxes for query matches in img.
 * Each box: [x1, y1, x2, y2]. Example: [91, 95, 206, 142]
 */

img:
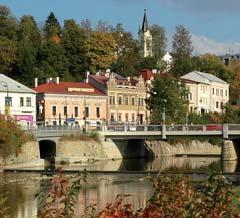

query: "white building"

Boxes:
[180, 71, 229, 114]
[0, 74, 36, 129]
[162, 52, 172, 72]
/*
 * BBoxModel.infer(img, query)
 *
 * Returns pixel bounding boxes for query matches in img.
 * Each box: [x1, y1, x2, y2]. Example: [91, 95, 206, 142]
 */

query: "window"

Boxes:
[96, 107, 100, 118]
[52, 106, 56, 115]
[85, 107, 89, 118]
[118, 96, 122, 105]
[225, 90, 228, 97]
[212, 88, 215, 95]
[74, 107, 78, 117]
[20, 97, 24, 107]
[26, 97, 31, 106]
[118, 113, 122, 122]
[132, 97, 135, 106]
[5, 96, 12, 106]
[110, 113, 114, 122]
[216, 89, 219, 96]
[220, 89, 223, 97]
[132, 113, 135, 122]
[138, 98, 144, 106]
[64, 106, 67, 116]
[216, 101, 219, 108]
[125, 97, 128, 105]
[109, 96, 115, 105]
[220, 102, 224, 109]
[125, 113, 128, 122]
[53, 121, 57, 126]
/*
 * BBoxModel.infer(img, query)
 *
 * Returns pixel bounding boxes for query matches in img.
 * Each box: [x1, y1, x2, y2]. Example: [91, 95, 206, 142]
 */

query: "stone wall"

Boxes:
[0, 141, 42, 166]
[146, 140, 221, 156]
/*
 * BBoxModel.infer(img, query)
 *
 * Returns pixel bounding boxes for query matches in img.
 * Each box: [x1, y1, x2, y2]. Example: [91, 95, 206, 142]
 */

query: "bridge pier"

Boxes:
[222, 140, 238, 161]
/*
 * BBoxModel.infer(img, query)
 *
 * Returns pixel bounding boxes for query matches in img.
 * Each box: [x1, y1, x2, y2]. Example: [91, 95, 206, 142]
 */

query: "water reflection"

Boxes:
[1, 156, 240, 217]
[58, 156, 222, 173]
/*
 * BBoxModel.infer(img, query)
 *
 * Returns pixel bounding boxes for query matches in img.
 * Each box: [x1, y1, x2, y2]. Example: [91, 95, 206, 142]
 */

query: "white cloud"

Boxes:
[161, 0, 240, 13]
[191, 34, 240, 55]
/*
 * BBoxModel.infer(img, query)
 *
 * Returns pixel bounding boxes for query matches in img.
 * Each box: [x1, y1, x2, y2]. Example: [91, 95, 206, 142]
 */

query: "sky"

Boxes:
[1, 0, 240, 55]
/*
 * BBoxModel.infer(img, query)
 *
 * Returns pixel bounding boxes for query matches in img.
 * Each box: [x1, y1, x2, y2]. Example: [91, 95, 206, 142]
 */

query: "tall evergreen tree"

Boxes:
[43, 12, 61, 40]
[171, 25, 193, 77]
[14, 15, 41, 85]
[61, 19, 89, 80]
[37, 41, 69, 82]
[151, 24, 167, 61]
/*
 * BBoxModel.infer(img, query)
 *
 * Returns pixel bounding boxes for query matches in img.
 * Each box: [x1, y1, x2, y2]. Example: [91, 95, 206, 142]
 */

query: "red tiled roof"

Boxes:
[90, 74, 138, 86]
[140, 69, 154, 81]
[33, 82, 106, 96]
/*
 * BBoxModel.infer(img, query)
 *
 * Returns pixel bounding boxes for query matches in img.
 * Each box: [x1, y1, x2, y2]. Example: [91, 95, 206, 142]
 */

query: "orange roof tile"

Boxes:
[33, 82, 106, 96]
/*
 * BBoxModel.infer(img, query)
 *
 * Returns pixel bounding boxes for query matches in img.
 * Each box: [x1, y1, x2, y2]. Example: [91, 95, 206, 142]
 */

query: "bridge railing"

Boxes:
[28, 125, 81, 132]
[228, 124, 240, 131]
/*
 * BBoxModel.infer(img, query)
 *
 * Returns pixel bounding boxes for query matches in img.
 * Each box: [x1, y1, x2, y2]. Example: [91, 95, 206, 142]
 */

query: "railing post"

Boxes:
[162, 124, 166, 139]
[223, 123, 229, 139]
[124, 124, 127, 132]
[144, 125, 148, 131]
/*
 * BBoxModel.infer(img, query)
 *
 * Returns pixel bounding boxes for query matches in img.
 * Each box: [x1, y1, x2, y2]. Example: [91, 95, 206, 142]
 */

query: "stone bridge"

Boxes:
[27, 124, 240, 161]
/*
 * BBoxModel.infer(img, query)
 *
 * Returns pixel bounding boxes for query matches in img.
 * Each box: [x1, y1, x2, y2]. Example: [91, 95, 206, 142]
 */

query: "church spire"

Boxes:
[141, 9, 149, 32]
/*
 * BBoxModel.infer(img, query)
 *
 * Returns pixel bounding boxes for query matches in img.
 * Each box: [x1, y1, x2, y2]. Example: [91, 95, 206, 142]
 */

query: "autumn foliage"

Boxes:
[37, 170, 240, 218]
[0, 116, 34, 162]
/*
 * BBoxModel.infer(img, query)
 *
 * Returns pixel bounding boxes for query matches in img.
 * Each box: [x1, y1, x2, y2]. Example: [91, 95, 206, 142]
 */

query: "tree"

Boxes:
[37, 41, 70, 82]
[18, 15, 41, 47]
[85, 31, 115, 71]
[110, 23, 140, 76]
[151, 24, 167, 61]
[0, 36, 17, 74]
[80, 19, 92, 35]
[43, 12, 61, 40]
[95, 19, 112, 32]
[135, 57, 158, 72]
[0, 5, 17, 40]
[146, 74, 189, 124]
[14, 15, 41, 85]
[171, 25, 193, 77]
[61, 19, 89, 80]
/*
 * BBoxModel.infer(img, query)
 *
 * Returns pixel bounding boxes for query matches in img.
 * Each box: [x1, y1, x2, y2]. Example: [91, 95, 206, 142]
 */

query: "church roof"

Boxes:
[141, 9, 149, 32]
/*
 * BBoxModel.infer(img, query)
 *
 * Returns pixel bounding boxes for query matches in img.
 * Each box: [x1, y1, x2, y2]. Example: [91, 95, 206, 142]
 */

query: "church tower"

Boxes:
[138, 9, 152, 58]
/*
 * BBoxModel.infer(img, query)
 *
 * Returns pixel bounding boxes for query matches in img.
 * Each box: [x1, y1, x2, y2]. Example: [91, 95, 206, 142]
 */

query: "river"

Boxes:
[0, 156, 238, 217]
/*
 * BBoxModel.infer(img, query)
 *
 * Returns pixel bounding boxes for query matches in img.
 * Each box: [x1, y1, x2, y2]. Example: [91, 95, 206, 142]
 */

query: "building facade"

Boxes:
[138, 9, 152, 58]
[34, 78, 107, 127]
[181, 71, 229, 114]
[0, 74, 36, 129]
[89, 72, 149, 124]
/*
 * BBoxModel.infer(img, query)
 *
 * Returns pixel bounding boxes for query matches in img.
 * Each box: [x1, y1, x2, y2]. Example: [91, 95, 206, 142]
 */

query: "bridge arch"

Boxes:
[39, 140, 56, 160]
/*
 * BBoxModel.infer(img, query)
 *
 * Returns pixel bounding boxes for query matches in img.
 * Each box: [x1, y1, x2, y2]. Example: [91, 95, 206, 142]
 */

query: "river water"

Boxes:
[0, 156, 238, 218]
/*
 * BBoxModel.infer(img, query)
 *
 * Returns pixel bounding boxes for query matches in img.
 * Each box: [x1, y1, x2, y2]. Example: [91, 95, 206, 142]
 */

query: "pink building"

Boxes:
[34, 78, 107, 127]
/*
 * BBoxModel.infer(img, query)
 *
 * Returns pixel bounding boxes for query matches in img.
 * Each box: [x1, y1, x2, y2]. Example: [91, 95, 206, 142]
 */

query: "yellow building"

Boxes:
[89, 71, 149, 124]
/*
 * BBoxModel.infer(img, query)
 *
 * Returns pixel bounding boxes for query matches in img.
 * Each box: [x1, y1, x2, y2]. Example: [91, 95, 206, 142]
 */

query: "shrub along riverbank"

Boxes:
[34, 169, 240, 217]
[0, 117, 35, 164]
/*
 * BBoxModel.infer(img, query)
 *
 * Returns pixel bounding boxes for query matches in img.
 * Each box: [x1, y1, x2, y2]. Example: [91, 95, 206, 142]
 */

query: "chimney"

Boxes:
[56, 77, 59, 84]
[127, 77, 131, 82]
[49, 77, 52, 82]
[34, 78, 38, 87]
[46, 78, 50, 83]
[86, 71, 89, 83]
[106, 69, 111, 73]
